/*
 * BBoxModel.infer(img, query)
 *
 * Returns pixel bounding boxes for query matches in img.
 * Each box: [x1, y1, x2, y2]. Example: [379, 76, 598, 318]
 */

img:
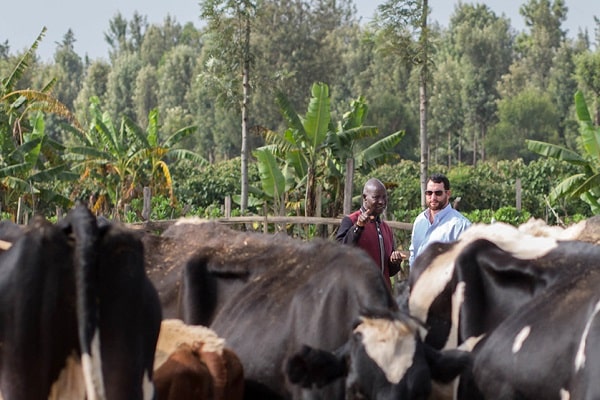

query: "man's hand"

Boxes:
[390, 250, 408, 264]
[357, 209, 372, 227]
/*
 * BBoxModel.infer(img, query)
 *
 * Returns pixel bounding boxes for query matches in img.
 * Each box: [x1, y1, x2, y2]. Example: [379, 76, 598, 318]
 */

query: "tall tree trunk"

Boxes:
[419, 0, 429, 209]
[240, 11, 251, 213]
[472, 129, 477, 166]
[481, 124, 486, 162]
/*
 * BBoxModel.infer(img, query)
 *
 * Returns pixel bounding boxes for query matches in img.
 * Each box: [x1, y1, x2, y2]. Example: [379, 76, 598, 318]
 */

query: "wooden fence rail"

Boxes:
[128, 216, 413, 235]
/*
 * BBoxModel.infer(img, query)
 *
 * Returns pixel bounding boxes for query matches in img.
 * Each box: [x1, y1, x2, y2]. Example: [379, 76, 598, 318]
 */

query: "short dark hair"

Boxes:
[428, 173, 450, 190]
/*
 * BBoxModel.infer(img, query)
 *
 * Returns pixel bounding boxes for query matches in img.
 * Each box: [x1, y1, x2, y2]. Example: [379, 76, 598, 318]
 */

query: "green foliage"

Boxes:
[462, 208, 495, 224]
[487, 88, 560, 161]
[173, 157, 260, 212]
[358, 161, 422, 220]
[358, 158, 590, 227]
[527, 90, 600, 214]
[0, 29, 81, 218]
[257, 83, 404, 217]
[492, 206, 531, 225]
[65, 99, 203, 218]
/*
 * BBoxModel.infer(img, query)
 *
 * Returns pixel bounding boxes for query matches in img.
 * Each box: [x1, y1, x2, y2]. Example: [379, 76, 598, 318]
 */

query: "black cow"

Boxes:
[157, 219, 468, 399]
[467, 244, 600, 400]
[0, 205, 162, 399]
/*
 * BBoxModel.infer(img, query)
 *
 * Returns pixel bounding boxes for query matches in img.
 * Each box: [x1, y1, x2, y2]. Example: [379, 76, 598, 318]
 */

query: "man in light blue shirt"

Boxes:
[408, 173, 471, 268]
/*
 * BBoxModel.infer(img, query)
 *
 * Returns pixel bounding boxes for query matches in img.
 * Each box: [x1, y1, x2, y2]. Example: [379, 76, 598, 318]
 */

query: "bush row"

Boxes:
[134, 158, 590, 228]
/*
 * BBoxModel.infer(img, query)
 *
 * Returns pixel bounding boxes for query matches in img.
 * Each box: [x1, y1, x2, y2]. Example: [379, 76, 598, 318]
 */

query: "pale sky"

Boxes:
[1, 0, 596, 62]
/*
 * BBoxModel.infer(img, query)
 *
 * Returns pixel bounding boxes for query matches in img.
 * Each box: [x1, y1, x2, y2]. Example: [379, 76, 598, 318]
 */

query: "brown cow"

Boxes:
[153, 319, 244, 400]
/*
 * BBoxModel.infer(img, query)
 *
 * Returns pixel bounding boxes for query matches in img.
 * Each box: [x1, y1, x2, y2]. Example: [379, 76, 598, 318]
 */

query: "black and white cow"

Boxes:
[467, 244, 600, 400]
[142, 218, 468, 399]
[408, 220, 599, 351]
[407, 217, 600, 399]
[0, 205, 162, 399]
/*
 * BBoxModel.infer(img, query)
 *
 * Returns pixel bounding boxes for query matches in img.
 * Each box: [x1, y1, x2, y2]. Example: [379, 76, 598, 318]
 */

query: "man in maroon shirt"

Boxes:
[336, 178, 405, 291]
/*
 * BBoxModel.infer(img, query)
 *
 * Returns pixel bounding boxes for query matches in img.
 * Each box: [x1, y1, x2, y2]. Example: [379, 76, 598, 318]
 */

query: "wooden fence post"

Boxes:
[225, 195, 231, 218]
[343, 158, 354, 216]
[16, 197, 23, 225]
[142, 187, 151, 221]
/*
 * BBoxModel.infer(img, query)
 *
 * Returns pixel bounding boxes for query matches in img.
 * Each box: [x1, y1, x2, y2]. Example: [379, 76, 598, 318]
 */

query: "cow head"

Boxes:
[285, 309, 470, 399]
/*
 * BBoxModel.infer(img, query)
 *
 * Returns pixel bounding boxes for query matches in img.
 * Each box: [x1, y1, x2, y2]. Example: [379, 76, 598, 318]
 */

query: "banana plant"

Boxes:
[65, 97, 143, 216]
[123, 108, 207, 205]
[266, 82, 331, 217]
[0, 27, 80, 218]
[256, 83, 404, 217]
[253, 147, 288, 214]
[325, 95, 404, 215]
[527, 90, 600, 214]
[66, 99, 207, 216]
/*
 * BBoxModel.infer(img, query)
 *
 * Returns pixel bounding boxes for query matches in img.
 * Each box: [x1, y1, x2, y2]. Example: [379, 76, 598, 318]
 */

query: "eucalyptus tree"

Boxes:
[105, 12, 130, 59]
[199, 0, 256, 213]
[487, 87, 559, 162]
[547, 41, 580, 144]
[516, 0, 567, 89]
[428, 56, 465, 166]
[237, 0, 359, 162]
[595, 16, 600, 47]
[42, 30, 86, 144]
[52, 30, 84, 110]
[140, 25, 168, 67]
[73, 60, 110, 126]
[0, 41, 8, 59]
[347, 23, 418, 162]
[375, 0, 432, 208]
[133, 65, 158, 127]
[140, 16, 194, 67]
[105, 12, 149, 59]
[128, 12, 148, 52]
[157, 44, 197, 119]
[446, 3, 513, 164]
[104, 52, 142, 122]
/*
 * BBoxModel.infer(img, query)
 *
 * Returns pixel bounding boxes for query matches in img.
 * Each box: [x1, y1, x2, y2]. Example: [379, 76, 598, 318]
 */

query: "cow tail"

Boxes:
[68, 204, 106, 400]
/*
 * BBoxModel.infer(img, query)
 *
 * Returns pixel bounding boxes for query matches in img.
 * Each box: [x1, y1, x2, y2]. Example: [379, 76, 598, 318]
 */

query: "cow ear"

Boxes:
[424, 345, 472, 383]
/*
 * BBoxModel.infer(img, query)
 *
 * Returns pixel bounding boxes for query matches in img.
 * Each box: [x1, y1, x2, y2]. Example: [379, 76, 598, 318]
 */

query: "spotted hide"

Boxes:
[0, 205, 162, 400]
[407, 218, 600, 399]
[159, 219, 467, 399]
[409, 220, 600, 351]
[153, 319, 244, 400]
[468, 243, 600, 400]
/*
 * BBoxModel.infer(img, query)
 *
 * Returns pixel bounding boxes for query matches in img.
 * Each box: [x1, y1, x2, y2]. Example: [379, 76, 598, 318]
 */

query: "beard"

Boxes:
[428, 198, 448, 211]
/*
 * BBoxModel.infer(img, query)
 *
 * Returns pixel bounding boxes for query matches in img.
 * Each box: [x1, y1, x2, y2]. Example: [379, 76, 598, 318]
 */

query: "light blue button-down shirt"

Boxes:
[409, 204, 471, 267]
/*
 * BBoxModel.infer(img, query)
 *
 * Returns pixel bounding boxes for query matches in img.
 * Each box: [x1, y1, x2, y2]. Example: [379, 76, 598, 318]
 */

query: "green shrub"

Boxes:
[173, 157, 260, 213]
[493, 206, 532, 226]
[462, 209, 495, 224]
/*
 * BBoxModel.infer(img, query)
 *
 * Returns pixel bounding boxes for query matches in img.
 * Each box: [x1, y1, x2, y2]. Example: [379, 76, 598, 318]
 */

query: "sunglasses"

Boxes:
[425, 190, 446, 196]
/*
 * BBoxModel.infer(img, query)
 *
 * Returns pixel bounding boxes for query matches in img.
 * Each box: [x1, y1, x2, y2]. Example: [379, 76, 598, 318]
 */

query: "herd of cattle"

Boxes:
[1, 204, 600, 399]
